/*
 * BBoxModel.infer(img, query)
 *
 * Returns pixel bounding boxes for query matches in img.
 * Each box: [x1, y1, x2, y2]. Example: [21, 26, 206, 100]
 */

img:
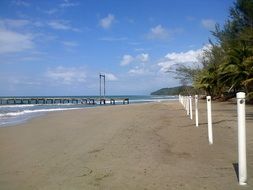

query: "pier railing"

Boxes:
[0, 97, 129, 105]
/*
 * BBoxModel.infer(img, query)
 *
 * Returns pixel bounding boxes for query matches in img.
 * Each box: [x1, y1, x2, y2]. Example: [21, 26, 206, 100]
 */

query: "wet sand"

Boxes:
[0, 101, 253, 189]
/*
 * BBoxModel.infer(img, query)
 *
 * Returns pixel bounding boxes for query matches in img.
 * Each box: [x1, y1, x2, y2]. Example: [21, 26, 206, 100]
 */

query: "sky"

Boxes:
[0, 0, 234, 96]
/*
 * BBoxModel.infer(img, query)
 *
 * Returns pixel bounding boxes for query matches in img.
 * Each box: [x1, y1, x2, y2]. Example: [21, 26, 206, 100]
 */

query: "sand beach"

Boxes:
[1, 100, 253, 189]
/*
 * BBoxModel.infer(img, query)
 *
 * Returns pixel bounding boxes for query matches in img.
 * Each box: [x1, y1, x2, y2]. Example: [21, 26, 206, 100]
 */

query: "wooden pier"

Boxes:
[0, 97, 129, 105]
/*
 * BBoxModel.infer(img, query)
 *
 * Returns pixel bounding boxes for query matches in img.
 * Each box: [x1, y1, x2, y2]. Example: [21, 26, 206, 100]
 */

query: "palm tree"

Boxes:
[195, 44, 225, 97]
[219, 42, 253, 96]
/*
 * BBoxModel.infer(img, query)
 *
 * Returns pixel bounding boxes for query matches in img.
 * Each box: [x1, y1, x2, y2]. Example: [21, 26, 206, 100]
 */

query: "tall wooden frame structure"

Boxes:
[99, 74, 105, 99]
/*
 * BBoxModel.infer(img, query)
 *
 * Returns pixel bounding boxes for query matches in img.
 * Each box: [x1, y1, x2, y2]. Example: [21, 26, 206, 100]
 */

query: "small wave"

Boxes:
[0, 108, 82, 118]
[0, 104, 36, 108]
[130, 99, 174, 103]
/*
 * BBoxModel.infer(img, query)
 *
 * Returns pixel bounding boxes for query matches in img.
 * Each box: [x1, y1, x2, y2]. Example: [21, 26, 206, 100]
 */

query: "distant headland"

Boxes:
[150, 86, 194, 95]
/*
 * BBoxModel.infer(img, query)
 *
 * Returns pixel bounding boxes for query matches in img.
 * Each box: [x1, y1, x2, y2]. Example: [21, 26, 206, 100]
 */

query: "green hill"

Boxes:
[150, 86, 194, 95]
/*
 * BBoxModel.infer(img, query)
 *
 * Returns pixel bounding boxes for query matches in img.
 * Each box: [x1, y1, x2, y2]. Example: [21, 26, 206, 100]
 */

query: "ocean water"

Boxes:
[0, 95, 177, 127]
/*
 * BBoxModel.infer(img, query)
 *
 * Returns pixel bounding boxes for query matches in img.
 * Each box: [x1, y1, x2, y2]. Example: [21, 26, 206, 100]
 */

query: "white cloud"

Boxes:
[120, 53, 150, 66]
[62, 41, 78, 47]
[99, 37, 127, 42]
[46, 66, 86, 85]
[147, 25, 169, 40]
[0, 18, 44, 28]
[120, 53, 151, 76]
[201, 19, 216, 30]
[99, 14, 115, 29]
[147, 25, 182, 41]
[0, 19, 30, 28]
[60, 0, 79, 7]
[128, 66, 149, 75]
[43, 1, 78, 15]
[137, 53, 149, 62]
[8, 77, 41, 86]
[157, 45, 210, 72]
[120, 54, 134, 66]
[165, 50, 201, 63]
[104, 73, 118, 81]
[48, 20, 80, 32]
[12, 0, 30, 7]
[0, 28, 34, 54]
[48, 20, 69, 30]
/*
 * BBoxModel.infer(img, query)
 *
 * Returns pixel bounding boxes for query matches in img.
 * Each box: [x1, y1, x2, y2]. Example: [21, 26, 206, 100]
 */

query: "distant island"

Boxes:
[150, 86, 194, 95]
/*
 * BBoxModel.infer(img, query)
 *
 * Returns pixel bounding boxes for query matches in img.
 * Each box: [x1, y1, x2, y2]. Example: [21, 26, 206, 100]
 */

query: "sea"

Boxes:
[0, 95, 177, 127]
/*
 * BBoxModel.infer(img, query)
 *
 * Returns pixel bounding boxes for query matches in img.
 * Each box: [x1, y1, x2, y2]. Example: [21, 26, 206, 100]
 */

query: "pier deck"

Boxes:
[0, 97, 129, 105]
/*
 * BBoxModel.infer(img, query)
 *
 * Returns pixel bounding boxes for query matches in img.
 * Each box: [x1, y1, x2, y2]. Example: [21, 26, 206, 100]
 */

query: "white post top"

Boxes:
[237, 92, 245, 99]
[195, 95, 198, 98]
[207, 96, 211, 100]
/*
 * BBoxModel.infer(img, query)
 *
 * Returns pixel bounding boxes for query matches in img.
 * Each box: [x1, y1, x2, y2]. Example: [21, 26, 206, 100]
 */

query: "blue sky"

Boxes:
[0, 0, 233, 96]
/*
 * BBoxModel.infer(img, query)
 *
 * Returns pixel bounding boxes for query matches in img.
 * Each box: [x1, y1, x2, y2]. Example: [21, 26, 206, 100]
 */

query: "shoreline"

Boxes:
[0, 101, 253, 189]
[0, 99, 176, 128]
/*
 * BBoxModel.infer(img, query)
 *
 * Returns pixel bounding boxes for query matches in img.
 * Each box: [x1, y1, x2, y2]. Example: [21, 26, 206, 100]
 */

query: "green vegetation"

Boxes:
[151, 86, 195, 95]
[171, 0, 253, 102]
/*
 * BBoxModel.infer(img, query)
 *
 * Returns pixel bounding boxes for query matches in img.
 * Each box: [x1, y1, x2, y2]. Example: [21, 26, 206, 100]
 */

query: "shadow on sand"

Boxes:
[233, 163, 239, 182]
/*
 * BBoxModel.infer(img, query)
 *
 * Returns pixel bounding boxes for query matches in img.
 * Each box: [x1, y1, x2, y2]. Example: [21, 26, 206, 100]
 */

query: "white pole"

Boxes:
[186, 96, 189, 115]
[184, 96, 187, 110]
[195, 95, 199, 127]
[184, 96, 186, 110]
[237, 92, 247, 185]
[206, 96, 213, 144]
[189, 96, 193, 120]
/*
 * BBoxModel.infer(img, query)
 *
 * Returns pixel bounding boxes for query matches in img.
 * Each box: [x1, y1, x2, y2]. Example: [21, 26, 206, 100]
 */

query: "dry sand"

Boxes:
[0, 100, 253, 190]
